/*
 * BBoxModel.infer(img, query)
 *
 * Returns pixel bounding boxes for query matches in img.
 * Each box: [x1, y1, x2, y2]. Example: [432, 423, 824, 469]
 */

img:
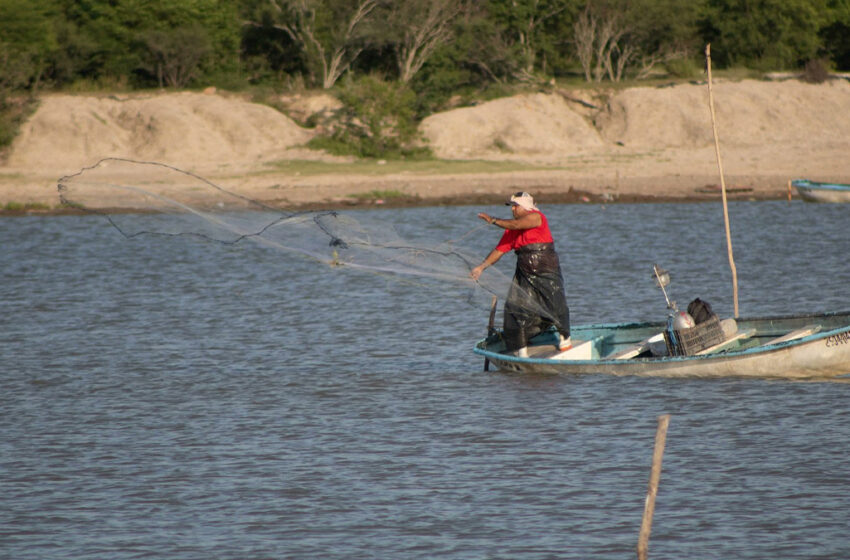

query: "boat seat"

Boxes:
[696, 327, 756, 355]
[609, 333, 664, 360]
[548, 335, 605, 361]
[762, 324, 822, 346]
[610, 318, 740, 360]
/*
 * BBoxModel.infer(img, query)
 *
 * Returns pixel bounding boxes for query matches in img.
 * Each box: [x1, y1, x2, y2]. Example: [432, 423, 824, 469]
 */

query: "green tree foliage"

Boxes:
[622, 0, 704, 69]
[310, 75, 427, 158]
[702, 0, 827, 69]
[56, 0, 240, 87]
[0, 0, 55, 150]
[240, 0, 306, 84]
[140, 26, 214, 88]
[0, 0, 60, 88]
[49, 16, 102, 85]
[820, 0, 850, 69]
[3, 0, 849, 90]
[0, 42, 38, 149]
[486, 0, 577, 79]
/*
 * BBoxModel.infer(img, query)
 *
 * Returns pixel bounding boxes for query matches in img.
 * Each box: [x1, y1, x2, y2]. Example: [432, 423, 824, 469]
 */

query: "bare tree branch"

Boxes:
[245, 0, 378, 89]
[389, 0, 466, 84]
[574, 7, 635, 83]
[635, 47, 687, 79]
[573, 8, 596, 82]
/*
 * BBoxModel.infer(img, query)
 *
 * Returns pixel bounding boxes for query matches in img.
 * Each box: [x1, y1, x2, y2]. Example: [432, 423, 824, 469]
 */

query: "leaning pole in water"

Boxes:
[705, 44, 740, 318]
[637, 414, 671, 560]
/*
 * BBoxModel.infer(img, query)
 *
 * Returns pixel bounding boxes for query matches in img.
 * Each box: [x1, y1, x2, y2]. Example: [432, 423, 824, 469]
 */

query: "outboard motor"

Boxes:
[653, 265, 724, 356]
[653, 264, 694, 355]
[673, 311, 696, 330]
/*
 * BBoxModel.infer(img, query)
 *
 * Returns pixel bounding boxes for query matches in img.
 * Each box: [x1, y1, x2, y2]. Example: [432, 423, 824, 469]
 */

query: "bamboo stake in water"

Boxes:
[705, 44, 739, 317]
[483, 295, 497, 371]
[637, 414, 671, 560]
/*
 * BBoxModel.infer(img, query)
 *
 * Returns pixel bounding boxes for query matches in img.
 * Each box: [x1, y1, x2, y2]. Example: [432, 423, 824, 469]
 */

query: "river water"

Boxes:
[2, 200, 849, 559]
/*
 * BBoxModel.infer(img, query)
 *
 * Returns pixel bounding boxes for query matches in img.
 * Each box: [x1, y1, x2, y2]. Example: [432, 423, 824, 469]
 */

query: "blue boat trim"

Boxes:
[474, 326, 840, 364]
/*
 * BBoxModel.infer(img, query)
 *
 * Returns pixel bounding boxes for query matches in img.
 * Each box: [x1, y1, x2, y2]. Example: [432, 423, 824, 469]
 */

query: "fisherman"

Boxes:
[470, 192, 571, 357]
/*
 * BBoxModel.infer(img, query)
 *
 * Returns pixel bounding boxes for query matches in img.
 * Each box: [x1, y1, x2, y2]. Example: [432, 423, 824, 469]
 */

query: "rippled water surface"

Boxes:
[2, 201, 849, 559]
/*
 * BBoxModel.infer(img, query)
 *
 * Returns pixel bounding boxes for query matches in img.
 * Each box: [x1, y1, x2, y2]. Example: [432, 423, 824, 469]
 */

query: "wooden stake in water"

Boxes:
[483, 295, 498, 371]
[705, 44, 739, 317]
[637, 414, 671, 560]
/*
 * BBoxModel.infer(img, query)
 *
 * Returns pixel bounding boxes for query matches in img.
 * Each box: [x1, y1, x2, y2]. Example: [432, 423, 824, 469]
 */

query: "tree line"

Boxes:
[1, 0, 848, 155]
[3, 0, 849, 92]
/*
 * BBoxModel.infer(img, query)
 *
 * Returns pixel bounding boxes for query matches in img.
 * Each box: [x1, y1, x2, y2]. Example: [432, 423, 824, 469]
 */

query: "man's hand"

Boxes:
[470, 264, 485, 281]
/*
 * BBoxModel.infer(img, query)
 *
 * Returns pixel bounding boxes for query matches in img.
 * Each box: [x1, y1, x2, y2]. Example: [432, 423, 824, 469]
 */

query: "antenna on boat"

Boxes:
[653, 264, 676, 311]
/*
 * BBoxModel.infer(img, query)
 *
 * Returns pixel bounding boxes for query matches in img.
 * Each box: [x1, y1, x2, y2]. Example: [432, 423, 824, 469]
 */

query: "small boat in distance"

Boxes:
[791, 179, 850, 203]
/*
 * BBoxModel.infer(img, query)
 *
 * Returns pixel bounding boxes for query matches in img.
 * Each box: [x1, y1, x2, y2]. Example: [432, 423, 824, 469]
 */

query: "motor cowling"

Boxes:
[672, 311, 696, 330]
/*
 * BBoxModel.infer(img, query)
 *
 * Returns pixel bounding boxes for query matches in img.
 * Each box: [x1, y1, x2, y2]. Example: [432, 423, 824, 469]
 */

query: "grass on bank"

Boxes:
[348, 189, 407, 200]
[2, 201, 50, 212]
[262, 158, 544, 176]
[259, 149, 658, 178]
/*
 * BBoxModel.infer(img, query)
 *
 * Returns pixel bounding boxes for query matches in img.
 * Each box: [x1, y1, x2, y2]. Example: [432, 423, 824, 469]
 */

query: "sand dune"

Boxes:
[421, 79, 850, 156]
[6, 91, 314, 172]
[2, 79, 849, 208]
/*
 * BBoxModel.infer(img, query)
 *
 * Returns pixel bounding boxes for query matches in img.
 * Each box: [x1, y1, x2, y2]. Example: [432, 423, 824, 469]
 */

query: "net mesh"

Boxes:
[57, 158, 518, 311]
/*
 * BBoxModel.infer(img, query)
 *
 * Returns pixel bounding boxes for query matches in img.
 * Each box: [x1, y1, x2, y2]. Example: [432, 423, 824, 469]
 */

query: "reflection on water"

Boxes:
[2, 201, 849, 559]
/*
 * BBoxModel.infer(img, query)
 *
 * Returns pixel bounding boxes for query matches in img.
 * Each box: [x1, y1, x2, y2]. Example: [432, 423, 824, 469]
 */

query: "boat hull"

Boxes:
[474, 311, 850, 379]
[791, 179, 850, 203]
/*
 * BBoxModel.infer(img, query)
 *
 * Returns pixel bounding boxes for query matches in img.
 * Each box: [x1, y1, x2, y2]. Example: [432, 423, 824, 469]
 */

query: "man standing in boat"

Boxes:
[471, 192, 571, 357]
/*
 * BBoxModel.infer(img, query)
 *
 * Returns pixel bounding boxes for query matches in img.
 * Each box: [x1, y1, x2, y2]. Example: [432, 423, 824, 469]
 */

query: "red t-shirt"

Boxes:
[495, 210, 554, 252]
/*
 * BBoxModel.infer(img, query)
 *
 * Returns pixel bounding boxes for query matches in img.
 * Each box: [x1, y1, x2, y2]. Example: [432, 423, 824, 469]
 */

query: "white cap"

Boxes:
[506, 191, 538, 211]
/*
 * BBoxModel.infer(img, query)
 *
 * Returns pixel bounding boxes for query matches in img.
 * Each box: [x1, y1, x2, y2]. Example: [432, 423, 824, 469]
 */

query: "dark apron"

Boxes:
[503, 242, 570, 352]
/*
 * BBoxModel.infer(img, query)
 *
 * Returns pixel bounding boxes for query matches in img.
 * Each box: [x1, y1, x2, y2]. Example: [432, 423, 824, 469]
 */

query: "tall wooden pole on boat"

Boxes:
[637, 414, 671, 560]
[705, 44, 739, 318]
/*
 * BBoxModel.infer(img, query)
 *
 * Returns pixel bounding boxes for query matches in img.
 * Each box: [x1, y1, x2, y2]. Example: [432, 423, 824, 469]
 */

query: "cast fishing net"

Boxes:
[58, 158, 528, 312]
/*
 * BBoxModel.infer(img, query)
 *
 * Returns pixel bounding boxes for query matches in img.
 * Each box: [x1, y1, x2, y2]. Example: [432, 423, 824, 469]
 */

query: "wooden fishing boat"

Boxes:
[474, 310, 850, 378]
[791, 179, 850, 203]
[473, 59, 850, 379]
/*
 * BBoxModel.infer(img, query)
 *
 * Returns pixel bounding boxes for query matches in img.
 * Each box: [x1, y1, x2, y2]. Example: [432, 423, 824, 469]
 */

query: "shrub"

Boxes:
[0, 95, 38, 157]
[665, 57, 702, 79]
[802, 58, 830, 83]
[309, 75, 431, 159]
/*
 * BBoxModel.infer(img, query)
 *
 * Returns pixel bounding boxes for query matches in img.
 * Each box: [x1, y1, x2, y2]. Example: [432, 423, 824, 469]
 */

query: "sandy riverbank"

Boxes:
[2, 78, 848, 213]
